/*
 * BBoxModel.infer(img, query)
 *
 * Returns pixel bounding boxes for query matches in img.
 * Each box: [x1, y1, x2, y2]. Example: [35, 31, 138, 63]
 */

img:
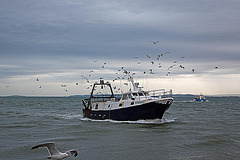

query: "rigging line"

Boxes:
[103, 85, 111, 95]
[119, 78, 123, 94]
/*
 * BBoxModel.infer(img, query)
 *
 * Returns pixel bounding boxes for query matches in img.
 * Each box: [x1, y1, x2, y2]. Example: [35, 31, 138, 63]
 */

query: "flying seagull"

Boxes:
[31, 142, 78, 160]
[147, 55, 151, 59]
[152, 41, 159, 45]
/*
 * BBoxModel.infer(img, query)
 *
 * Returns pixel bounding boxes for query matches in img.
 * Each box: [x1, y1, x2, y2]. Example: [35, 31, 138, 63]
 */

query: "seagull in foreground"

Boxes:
[31, 142, 78, 160]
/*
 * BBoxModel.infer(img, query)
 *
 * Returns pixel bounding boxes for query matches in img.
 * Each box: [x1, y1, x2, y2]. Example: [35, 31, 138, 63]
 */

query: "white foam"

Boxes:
[174, 100, 194, 103]
[33, 112, 83, 120]
[80, 117, 176, 124]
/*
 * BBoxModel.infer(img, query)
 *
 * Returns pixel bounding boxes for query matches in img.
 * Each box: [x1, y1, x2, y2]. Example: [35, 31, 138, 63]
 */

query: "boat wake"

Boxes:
[80, 117, 176, 124]
[33, 112, 83, 120]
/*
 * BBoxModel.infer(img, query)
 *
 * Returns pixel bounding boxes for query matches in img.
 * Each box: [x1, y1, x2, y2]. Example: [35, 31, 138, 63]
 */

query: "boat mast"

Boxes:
[124, 71, 142, 92]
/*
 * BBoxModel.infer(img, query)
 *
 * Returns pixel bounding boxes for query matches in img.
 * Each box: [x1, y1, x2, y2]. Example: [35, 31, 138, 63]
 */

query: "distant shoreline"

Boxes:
[1, 94, 240, 98]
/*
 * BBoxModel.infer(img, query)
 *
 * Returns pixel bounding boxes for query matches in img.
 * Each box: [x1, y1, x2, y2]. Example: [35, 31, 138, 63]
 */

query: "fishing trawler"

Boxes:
[193, 94, 207, 102]
[82, 74, 173, 121]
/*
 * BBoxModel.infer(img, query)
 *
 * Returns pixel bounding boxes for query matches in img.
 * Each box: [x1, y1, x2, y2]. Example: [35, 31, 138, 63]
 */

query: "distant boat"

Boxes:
[82, 73, 173, 121]
[193, 94, 207, 102]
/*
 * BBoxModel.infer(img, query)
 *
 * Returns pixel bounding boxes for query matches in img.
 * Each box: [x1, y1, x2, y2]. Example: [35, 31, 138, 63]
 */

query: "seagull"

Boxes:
[192, 69, 195, 73]
[36, 78, 39, 81]
[152, 41, 159, 45]
[31, 142, 78, 160]
[168, 64, 176, 70]
[180, 65, 185, 69]
[102, 62, 107, 68]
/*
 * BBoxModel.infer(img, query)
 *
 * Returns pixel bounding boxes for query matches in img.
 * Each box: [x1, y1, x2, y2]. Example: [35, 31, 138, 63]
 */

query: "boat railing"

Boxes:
[90, 97, 112, 102]
[89, 95, 120, 103]
[148, 89, 172, 98]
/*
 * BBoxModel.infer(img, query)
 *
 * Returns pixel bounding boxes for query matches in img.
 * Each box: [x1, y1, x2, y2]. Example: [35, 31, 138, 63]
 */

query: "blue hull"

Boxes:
[83, 100, 172, 121]
[195, 99, 207, 102]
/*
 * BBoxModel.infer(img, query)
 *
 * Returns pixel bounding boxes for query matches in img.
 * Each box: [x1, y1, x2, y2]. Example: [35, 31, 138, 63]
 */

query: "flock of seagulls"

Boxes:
[4, 41, 219, 93]
[30, 41, 219, 94]
[77, 41, 220, 94]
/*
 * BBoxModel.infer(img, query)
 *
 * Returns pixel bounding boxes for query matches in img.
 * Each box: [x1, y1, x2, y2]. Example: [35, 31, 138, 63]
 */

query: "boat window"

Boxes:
[122, 94, 128, 100]
[139, 93, 144, 96]
[95, 103, 98, 109]
[119, 103, 123, 107]
[128, 94, 132, 99]
[132, 93, 138, 96]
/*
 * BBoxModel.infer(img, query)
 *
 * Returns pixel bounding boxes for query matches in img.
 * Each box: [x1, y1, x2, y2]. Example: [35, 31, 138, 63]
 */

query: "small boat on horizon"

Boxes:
[193, 94, 208, 102]
[82, 73, 173, 121]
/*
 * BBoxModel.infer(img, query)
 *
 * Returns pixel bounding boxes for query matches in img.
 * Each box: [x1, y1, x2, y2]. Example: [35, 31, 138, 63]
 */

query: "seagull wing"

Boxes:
[66, 149, 78, 157]
[32, 142, 60, 156]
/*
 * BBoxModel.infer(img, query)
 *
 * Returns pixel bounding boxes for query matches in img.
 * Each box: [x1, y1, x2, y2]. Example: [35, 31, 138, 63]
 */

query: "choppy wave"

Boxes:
[1, 97, 240, 160]
[173, 100, 195, 103]
[80, 117, 176, 124]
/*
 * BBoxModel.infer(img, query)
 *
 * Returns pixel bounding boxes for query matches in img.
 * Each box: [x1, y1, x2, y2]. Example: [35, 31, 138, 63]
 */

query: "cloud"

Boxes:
[1, 0, 240, 96]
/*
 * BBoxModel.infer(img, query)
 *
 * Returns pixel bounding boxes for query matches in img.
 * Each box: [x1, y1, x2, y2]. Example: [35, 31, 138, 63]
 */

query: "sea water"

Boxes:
[0, 97, 239, 160]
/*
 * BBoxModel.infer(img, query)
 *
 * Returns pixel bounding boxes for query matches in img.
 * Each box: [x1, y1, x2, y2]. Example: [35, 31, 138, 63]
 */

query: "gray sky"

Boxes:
[1, 0, 240, 96]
